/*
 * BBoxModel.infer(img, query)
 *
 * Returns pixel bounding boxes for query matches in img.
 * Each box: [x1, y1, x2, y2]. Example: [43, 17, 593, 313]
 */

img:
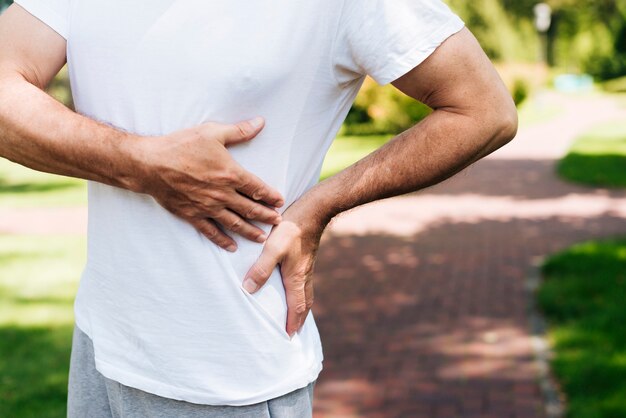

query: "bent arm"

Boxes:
[296, 27, 518, 227]
[0, 4, 142, 191]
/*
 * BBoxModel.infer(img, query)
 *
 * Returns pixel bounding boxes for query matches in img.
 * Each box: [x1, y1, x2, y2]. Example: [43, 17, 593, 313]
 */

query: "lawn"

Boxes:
[538, 238, 626, 418]
[516, 94, 563, 127]
[543, 116, 626, 417]
[0, 235, 85, 418]
[0, 158, 86, 208]
[557, 120, 626, 187]
[320, 134, 394, 180]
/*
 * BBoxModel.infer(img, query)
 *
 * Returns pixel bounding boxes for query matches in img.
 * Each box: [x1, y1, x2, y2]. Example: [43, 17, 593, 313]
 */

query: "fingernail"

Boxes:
[249, 116, 263, 129]
[226, 244, 237, 252]
[243, 278, 258, 293]
[256, 234, 267, 243]
[275, 199, 285, 207]
[289, 331, 295, 340]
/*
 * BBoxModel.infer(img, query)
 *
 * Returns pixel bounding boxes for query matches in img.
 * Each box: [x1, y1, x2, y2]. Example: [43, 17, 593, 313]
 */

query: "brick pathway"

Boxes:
[2, 92, 626, 417]
[311, 92, 626, 417]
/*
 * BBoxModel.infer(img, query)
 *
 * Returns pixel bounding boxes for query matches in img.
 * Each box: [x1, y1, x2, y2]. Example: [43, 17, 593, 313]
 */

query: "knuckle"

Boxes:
[245, 206, 259, 219]
[251, 187, 264, 201]
[207, 189, 228, 202]
[236, 174, 250, 189]
[295, 302, 308, 315]
[251, 264, 271, 279]
[290, 273, 308, 285]
[180, 205, 198, 219]
[203, 227, 218, 239]
[229, 218, 243, 231]
[213, 170, 238, 186]
[235, 123, 249, 138]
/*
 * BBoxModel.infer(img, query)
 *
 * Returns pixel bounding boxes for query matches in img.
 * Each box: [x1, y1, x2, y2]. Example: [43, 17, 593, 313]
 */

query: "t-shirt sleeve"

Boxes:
[333, 0, 465, 86]
[12, 0, 72, 40]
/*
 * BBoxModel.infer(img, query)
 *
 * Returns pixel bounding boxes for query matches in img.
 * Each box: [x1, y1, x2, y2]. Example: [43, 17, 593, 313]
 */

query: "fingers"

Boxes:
[194, 117, 285, 209]
[229, 194, 282, 225]
[236, 170, 284, 208]
[188, 217, 237, 252]
[284, 273, 311, 338]
[243, 242, 281, 294]
[212, 209, 268, 244]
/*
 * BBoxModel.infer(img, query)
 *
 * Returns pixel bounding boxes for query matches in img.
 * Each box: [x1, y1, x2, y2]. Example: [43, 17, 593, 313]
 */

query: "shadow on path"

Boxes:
[312, 213, 626, 418]
[416, 158, 626, 200]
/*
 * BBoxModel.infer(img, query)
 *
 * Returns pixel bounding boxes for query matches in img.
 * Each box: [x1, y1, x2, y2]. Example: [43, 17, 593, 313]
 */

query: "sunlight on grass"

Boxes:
[557, 120, 626, 188]
[539, 238, 626, 418]
[0, 235, 85, 417]
[517, 94, 563, 127]
[320, 134, 394, 180]
[0, 159, 86, 208]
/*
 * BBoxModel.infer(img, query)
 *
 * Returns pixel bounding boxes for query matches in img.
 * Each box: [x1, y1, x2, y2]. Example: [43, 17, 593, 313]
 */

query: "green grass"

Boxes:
[320, 134, 394, 180]
[538, 238, 626, 418]
[557, 121, 626, 187]
[517, 96, 563, 127]
[0, 158, 87, 207]
[0, 235, 85, 418]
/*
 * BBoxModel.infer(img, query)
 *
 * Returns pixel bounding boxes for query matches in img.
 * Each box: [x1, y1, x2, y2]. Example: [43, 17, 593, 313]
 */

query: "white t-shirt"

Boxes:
[15, 0, 464, 406]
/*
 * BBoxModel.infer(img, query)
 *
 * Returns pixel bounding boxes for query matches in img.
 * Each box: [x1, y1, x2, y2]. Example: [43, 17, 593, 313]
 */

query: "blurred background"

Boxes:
[1, 1, 625, 417]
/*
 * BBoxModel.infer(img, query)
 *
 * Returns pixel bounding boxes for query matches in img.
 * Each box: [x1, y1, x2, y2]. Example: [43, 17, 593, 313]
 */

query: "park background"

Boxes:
[1, 1, 626, 417]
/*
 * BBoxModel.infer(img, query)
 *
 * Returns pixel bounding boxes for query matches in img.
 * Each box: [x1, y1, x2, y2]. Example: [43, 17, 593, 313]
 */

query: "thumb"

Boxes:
[221, 116, 265, 146]
[242, 243, 281, 294]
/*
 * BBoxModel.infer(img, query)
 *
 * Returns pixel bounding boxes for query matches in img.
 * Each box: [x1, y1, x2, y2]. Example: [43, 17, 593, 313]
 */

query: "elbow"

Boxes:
[482, 95, 518, 151]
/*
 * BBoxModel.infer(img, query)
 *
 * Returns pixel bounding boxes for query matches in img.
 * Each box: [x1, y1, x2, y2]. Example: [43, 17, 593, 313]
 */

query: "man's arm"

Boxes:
[243, 27, 518, 337]
[0, 4, 284, 250]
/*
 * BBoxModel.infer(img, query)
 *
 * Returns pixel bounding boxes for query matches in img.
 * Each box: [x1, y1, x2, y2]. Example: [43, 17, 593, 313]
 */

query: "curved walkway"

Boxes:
[312, 91, 626, 417]
[2, 92, 626, 417]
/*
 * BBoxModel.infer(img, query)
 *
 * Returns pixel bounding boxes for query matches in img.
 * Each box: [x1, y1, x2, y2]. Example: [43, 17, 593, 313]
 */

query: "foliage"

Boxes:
[538, 238, 626, 418]
[557, 120, 626, 187]
[602, 75, 626, 93]
[445, 0, 540, 62]
[443, 0, 626, 79]
[342, 78, 432, 136]
[511, 78, 530, 106]
[549, 0, 626, 79]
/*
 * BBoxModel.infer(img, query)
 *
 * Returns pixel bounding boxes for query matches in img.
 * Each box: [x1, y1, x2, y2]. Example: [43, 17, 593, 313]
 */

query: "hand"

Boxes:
[131, 117, 284, 251]
[242, 198, 327, 337]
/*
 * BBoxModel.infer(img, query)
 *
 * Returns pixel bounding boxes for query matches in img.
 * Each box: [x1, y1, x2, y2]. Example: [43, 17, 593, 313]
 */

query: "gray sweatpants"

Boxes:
[67, 324, 316, 418]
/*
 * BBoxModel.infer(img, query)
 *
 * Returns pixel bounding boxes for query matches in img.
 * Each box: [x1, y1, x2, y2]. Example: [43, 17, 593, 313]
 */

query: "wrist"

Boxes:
[287, 186, 336, 234]
[116, 134, 155, 193]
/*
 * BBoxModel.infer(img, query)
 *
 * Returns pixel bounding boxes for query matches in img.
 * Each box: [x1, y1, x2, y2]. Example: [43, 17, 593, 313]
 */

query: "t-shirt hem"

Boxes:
[13, 0, 69, 40]
[94, 356, 323, 406]
[372, 15, 465, 86]
[75, 322, 323, 406]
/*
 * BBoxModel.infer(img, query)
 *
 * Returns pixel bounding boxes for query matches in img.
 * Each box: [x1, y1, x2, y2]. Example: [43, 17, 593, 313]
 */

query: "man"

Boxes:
[0, 0, 517, 416]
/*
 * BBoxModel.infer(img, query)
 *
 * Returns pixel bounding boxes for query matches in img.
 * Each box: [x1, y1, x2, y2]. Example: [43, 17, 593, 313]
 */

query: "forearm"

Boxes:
[301, 108, 514, 227]
[0, 72, 142, 191]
